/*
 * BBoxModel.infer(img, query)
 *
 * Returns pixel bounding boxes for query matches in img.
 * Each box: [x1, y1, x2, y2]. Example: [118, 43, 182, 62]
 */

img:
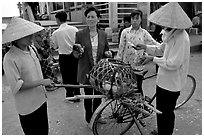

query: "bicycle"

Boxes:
[175, 74, 196, 109]
[142, 70, 196, 110]
[54, 58, 196, 135]
[54, 58, 160, 135]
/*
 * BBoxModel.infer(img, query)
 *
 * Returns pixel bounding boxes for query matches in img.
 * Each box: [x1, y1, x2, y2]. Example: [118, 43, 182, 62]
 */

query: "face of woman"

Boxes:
[86, 11, 99, 27]
[16, 34, 33, 47]
[131, 14, 141, 28]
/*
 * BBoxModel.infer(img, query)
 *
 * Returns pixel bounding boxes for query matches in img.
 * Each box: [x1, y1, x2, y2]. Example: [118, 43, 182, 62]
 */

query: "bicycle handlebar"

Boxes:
[65, 95, 106, 101]
[54, 84, 93, 88]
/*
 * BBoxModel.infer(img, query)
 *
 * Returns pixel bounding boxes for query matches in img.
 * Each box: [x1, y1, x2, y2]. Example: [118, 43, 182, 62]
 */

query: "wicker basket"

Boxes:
[89, 58, 138, 99]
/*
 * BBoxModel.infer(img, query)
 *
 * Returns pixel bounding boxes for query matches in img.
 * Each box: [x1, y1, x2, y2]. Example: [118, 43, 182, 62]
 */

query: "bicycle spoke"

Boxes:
[93, 100, 134, 135]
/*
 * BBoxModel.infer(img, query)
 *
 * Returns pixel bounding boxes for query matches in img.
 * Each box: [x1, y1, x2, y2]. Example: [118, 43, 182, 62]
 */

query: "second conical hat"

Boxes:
[148, 2, 193, 29]
[2, 17, 44, 44]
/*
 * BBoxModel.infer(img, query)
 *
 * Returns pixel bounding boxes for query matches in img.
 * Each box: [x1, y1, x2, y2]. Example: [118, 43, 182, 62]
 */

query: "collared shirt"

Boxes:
[117, 26, 160, 69]
[3, 46, 47, 115]
[91, 33, 98, 65]
[146, 29, 190, 91]
[52, 23, 78, 55]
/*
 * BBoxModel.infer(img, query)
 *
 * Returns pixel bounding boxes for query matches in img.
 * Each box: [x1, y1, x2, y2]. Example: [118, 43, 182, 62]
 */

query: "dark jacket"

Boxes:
[75, 27, 109, 84]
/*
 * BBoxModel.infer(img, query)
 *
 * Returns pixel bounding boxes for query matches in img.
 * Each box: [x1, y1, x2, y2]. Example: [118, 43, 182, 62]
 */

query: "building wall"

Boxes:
[38, 2, 150, 29]
[37, 2, 200, 30]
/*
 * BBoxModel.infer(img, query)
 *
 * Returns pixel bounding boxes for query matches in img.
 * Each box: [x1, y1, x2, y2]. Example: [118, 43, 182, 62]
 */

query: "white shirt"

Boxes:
[146, 29, 190, 91]
[3, 46, 47, 115]
[91, 34, 98, 65]
[52, 23, 78, 55]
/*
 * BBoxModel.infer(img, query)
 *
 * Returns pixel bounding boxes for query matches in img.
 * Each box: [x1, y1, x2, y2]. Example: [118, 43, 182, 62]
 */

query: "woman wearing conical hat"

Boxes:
[3, 17, 54, 135]
[135, 2, 192, 135]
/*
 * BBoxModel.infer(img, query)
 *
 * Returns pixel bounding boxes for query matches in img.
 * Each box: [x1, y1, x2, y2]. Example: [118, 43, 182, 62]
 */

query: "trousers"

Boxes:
[84, 88, 102, 123]
[59, 53, 80, 97]
[19, 102, 49, 135]
[156, 85, 180, 135]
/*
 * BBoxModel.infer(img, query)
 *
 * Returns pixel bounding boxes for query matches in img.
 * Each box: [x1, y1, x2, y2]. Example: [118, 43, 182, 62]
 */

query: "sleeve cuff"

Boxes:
[146, 45, 156, 55]
[13, 79, 24, 94]
[153, 56, 160, 63]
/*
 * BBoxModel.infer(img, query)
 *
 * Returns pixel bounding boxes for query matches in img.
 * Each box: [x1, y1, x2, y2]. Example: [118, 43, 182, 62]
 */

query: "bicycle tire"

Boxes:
[92, 99, 134, 135]
[124, 102, 157, 135]
[175, 74, 196, 110]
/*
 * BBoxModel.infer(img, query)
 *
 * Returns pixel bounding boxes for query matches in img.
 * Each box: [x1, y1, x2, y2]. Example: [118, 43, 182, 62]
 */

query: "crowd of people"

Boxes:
[3, 2, 193, 135]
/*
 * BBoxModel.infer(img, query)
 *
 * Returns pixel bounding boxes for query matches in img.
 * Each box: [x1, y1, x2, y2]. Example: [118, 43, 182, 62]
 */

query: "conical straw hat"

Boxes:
[2, 17, 44, 44]
[148, 2, 193, 29]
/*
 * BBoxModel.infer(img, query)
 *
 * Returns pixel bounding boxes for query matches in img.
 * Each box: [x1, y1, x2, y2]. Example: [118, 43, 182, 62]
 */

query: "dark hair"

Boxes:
[84, 6, 101, 18]
[130, 9, 143, 20]
[123, 16, 131, 23]
[11, 41, 18, 47]
[55, 11, 67, 22]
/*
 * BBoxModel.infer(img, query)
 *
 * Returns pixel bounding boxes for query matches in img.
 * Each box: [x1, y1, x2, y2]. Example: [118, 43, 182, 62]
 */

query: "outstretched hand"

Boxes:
[142, 55, 154, 65]
[135, 44, 147, 50]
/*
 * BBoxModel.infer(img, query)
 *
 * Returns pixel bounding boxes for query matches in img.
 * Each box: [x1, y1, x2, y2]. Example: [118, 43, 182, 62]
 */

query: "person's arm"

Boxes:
[20, 79, 53, 91]
[73, 31, 82, 58]
[153, 35, 187, 71]
[118, 27, 124, 42]
[143, 30, 164, 56]
[135, 42, 165, 57]
[3, 57, 53, 94]
[3, 57, 22, 94]
[51, 32, 59, 49]
[104, 32, 109, 52]
[146, 43, 165, 57]
[104, 32, 112, 58]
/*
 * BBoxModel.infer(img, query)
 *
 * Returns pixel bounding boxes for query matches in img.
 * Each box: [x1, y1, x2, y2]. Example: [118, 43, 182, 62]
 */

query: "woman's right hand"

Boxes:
[41, 79, 54, 86]
[135, 44, 147, 50]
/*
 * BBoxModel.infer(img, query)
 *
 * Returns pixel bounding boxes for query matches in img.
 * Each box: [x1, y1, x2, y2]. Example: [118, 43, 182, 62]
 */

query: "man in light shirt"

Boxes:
[135, 2, 192, 135]
[52, 11, 80, 102]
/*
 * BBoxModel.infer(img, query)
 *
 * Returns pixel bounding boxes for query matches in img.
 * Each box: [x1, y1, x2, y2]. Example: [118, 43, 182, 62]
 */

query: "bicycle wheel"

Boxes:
[123, 101, 157, 135]
[92, 99, 134, 135]
[175, 74, 196, 109]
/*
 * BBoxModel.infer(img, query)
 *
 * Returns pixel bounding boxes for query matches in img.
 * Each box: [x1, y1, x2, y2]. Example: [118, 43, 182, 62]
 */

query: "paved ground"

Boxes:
[2, 50, 202, 135]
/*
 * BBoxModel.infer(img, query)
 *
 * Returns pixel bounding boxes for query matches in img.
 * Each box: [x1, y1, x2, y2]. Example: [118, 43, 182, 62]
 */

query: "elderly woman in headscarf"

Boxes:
[3, 17, 54, 135]
[135, 2, 192, 135]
